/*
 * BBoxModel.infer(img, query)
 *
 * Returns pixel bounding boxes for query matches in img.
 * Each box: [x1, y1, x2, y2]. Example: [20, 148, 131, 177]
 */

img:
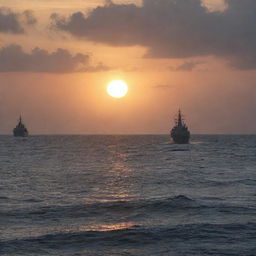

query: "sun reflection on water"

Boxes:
[79, 222, 136, 232]
[98, 145, 139, 202]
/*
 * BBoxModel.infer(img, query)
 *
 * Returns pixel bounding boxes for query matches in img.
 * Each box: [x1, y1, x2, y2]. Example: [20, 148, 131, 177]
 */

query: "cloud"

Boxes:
[0, 44, 110, 73]
[0, 8, 24, 33]
[152, 84, 171, 89]
[80, 62, 112, 72]
[51, 0, 256, 70]
[170, 61, 204, 71]
[22, 10, 37, 25]
[0, 8, 37, 34]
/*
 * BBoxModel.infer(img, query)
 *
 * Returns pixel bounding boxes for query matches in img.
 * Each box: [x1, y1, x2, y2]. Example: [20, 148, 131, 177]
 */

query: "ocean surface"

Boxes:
[0, 135, 256, 256]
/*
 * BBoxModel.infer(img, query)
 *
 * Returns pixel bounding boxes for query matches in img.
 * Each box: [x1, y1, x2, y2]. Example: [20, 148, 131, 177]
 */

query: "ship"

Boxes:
[170, 110, 190, 144]
[13, 116, 29, 137]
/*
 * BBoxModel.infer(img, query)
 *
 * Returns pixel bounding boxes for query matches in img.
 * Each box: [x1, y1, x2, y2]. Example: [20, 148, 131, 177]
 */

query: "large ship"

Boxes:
[13, 116, 29, 137]
[170, 110, 190, 144]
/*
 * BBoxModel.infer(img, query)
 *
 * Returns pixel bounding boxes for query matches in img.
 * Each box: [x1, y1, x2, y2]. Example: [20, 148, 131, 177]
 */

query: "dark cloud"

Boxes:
[0, 45, 110, 73]
[0, 8, 37, 34]
[51, 0, 256, 70]
[0, 8, 24, 33]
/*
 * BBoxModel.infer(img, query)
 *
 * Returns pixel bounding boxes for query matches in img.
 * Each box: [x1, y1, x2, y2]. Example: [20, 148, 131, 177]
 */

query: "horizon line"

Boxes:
[2, 133, 256, 136]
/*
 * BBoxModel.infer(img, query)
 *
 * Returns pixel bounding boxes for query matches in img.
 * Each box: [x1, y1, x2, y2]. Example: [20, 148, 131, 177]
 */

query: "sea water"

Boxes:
[0, 135, 256, 255]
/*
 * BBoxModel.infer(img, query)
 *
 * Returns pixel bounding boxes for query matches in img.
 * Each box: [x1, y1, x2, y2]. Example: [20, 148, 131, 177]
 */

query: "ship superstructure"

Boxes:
[170, 110, 190, 144]
[13, 116, 29, 137]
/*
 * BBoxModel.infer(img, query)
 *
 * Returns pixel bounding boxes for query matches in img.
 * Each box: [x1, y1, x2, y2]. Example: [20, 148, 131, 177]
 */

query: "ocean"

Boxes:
[0, 135, 256, 255]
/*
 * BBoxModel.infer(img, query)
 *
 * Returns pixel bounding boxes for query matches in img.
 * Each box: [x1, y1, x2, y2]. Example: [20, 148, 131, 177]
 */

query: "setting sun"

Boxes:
[107, 80, 128, 98]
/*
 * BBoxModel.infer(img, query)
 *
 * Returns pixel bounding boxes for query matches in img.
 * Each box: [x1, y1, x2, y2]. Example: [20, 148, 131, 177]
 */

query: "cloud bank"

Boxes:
[0, 45, 109, 73]
[0, 8, 37, 34]
[51, 0, 256, 70]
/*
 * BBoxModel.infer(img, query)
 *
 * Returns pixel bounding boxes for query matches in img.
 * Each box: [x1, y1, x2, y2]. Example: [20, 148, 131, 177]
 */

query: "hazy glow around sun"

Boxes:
[107, 80, 128, 98]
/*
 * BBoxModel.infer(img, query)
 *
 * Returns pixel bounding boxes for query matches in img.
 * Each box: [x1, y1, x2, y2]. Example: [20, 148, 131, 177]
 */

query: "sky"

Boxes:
[0, 0, 256, 134]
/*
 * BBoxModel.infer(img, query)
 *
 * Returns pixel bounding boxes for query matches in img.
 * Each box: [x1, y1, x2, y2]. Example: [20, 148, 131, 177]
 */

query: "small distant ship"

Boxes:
[13, 116, 29, 137]
[170, 110, 190, 144]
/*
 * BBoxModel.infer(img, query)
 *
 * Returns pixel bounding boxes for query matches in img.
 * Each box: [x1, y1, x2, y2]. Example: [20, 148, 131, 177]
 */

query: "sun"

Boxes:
[107, 80, 128, 98]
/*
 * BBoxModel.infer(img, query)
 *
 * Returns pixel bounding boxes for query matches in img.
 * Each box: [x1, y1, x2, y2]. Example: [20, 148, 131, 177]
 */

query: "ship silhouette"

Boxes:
[170, 110, 190, 144]
[13, 116, 29, 137]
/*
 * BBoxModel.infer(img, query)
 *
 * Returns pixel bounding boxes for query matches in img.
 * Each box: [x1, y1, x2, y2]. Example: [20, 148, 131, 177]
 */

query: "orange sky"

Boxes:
[0, 0, 256, 134]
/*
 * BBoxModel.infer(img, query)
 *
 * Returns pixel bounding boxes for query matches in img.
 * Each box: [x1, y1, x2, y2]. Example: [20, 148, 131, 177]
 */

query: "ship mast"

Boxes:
[177, 109, 183, 126]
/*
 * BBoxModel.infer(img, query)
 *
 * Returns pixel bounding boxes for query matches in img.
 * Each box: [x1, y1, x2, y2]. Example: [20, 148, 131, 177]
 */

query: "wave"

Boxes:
[0, 196, 9, 200]
[1, 195, 256, 222]
[0, 195, 198, 219]
[204, 178, 256, 186]
[23, 198, 43, 203]
[169, 148, 190, 152]
[2, 222, 256, 254]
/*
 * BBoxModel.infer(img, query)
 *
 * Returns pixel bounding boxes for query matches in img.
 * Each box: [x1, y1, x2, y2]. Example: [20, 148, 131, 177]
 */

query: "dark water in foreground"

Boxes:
[0, 135, 256, 255]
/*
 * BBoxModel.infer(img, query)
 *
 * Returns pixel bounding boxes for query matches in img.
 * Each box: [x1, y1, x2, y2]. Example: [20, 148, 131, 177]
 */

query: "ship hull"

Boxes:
[171, 134, 190, 144]
[171, 129, 190, 144]
[13, 129, 28, 137]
